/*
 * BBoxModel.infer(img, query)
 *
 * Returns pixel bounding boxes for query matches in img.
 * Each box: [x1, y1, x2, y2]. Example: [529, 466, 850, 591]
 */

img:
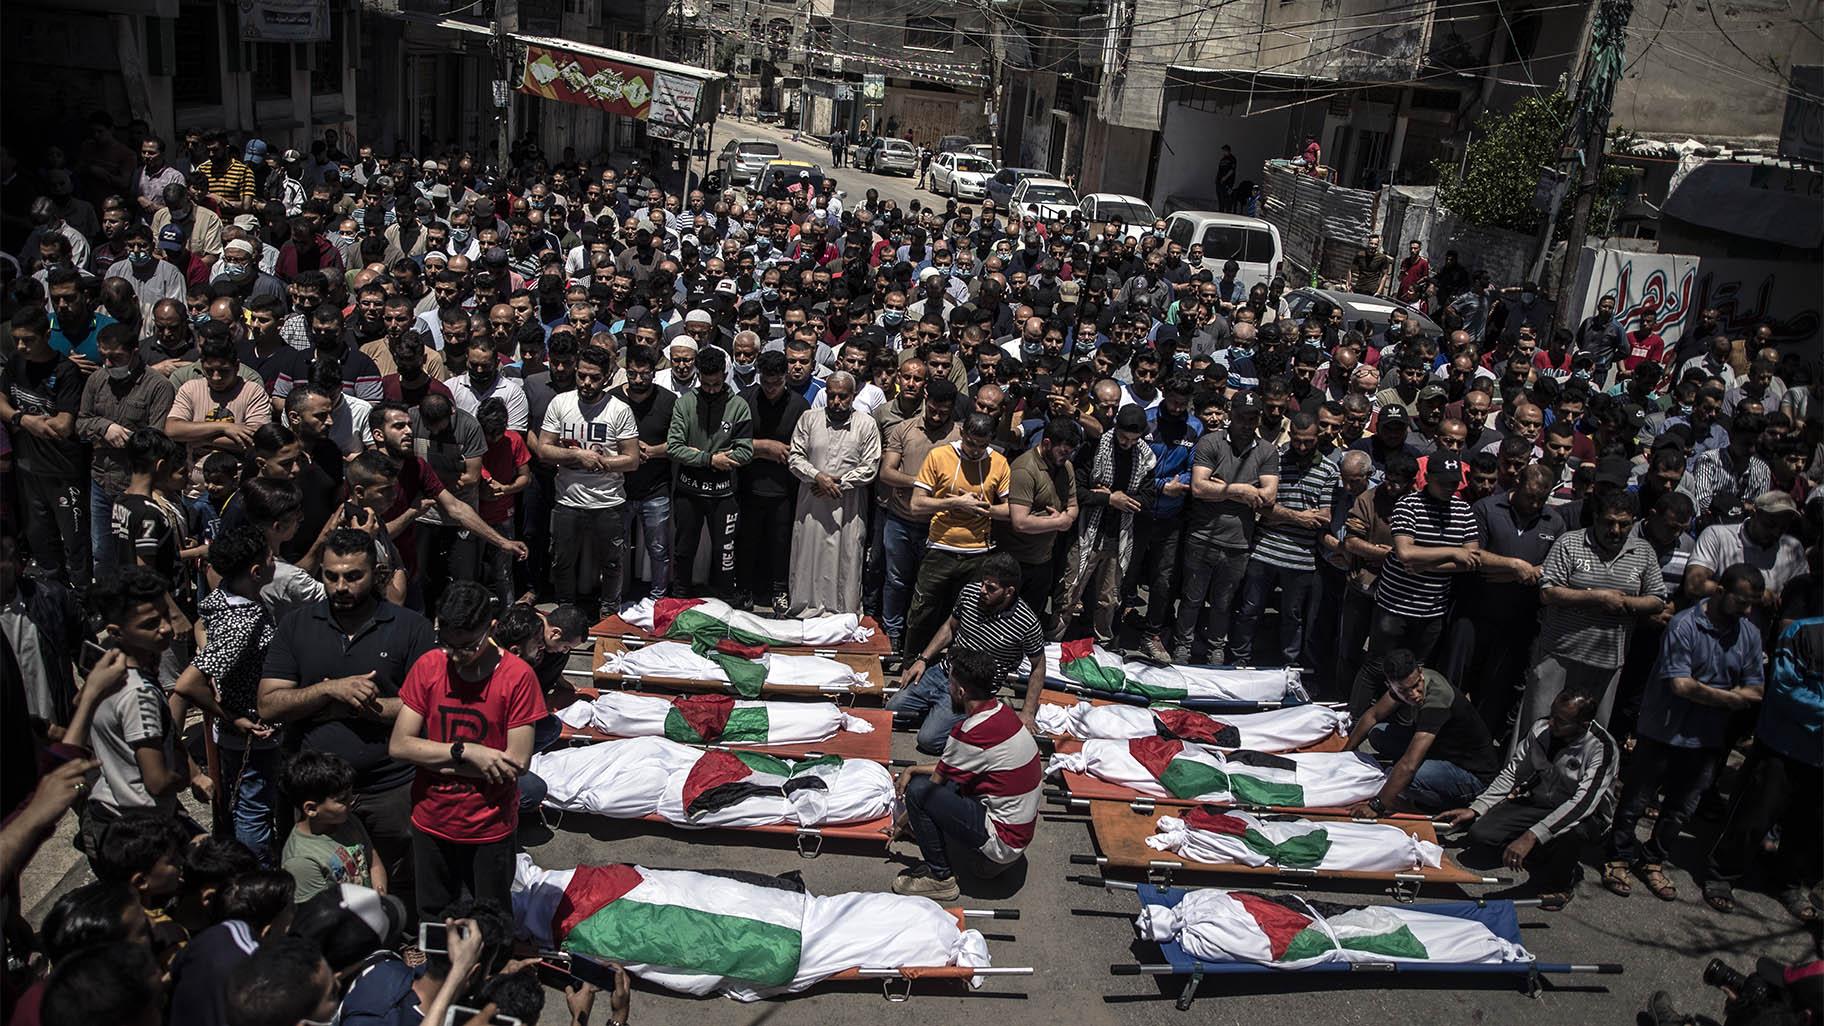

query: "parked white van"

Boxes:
[1164, 211, 1284, 287]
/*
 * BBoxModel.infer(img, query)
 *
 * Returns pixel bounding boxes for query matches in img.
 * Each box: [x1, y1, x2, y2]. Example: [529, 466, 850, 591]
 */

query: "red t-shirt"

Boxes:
[478, 431, 531, 524]
[1622, 331, 1664, 371]
[400, 649, 547, 843]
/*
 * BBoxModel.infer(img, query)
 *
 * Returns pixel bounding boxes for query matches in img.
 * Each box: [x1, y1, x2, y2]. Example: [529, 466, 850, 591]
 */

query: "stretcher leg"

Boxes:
[795, 828, 825, 858]
[1175, 967, 1203, 1011]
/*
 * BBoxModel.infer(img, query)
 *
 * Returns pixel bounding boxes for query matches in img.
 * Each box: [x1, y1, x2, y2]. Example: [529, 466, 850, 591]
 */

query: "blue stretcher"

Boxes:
[1102, 881, 1622, 1009]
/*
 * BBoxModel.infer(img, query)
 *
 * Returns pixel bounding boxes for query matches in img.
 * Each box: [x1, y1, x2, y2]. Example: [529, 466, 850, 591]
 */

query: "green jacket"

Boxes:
[667, 387, 753, 498]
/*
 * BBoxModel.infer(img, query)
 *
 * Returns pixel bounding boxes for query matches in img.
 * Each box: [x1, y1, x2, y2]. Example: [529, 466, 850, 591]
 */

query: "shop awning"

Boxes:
[513, 36, 722, 141]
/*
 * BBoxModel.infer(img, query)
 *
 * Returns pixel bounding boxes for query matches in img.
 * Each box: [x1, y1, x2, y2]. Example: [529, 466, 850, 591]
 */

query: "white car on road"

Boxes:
[717, 138, 782, 186]
[930, 152, 996, 198]
[1077, 193, 1156, 238]
[1009, 177, 1079, 220]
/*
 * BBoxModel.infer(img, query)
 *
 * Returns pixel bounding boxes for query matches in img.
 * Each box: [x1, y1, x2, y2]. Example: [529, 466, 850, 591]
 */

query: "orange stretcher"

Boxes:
[589, 612, 894, 656]
[1036, 689, 1348, 753]
[555, 687, 894, 762]
[1047, 757, 1418, 818]
[1073, 801, 1499, 894]
[590, 638, 888, 704]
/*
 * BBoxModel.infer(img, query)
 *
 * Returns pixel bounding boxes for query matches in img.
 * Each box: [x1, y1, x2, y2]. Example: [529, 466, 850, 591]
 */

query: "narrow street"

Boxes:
[708, 118, 935, 212]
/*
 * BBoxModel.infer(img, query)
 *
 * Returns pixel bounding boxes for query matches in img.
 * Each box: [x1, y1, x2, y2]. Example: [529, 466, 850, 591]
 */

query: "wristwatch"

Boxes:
[449, 740, 466, 764]
[1367, 795, 1386, 815]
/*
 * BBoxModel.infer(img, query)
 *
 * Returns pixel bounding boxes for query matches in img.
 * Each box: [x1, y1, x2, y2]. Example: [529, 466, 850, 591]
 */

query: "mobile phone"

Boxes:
[534, 959, 577, 991]
[419, 921, 449, 955]
[445, 1007, 521, 1026]
[77, 639, 112, 676]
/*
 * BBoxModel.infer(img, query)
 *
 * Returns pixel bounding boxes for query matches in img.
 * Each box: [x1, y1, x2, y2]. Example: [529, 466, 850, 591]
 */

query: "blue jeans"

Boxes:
[219, 744, 281, 864]
[880, 514, 929, 647]
[1369, 722, 1486, 812]
[518, 714, 566, 811]
[887, 662, 961, 755]
[90, 483, 118, 579]
[905, 775, 989, 878]
[1230, 558, 1315, 667]
[622, 492, 672, 601]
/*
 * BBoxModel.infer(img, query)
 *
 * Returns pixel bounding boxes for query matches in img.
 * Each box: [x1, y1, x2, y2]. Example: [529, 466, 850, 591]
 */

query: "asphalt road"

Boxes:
[521, 658, 1822, 1026]
[707, 118, 932, 213]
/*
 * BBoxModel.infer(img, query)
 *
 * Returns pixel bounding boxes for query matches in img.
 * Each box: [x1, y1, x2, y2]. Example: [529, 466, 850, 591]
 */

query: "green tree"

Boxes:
[1435, 91, 1629, 237]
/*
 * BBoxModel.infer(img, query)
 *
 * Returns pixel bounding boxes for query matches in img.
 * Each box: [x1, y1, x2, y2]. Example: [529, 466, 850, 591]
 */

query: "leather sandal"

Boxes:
[1602, 861, 1633, 897]
[1638, 863, 1678, 901]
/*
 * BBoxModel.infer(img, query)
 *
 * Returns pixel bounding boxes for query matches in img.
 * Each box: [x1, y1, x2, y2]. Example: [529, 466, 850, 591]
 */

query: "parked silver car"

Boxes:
[717, 138, 782, 185]
[857, 137, 917, 176]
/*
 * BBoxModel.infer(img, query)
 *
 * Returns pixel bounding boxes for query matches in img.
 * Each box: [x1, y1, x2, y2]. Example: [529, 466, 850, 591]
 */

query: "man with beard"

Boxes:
[241, 296, 310, 398]
[444, 335, 528, 433]
[78, 322, 175, 579]
[258, 528, 438, 912]
[304, 304, 384, 402]
[1455, 464, 1560, 735]
[1232, 411, 1340, 668]
[999, 416, 1081, 619]
[1057, 404, 1155, 645]
[665, 345, 752, 602]
[1125, 376, 1200, 661]
[610, 345, 675, 603]
[379, 330, 451, 406]
[734, 349, 811, 612]
[786, 372, 882, 616]
[366, 401, 525, 576]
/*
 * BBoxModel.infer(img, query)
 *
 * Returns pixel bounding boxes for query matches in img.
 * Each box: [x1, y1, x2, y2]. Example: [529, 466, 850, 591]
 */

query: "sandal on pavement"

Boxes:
[1602, 861, 1633, 897]
[1702, 879, 1735, 914]
[1778, 886, 1821, 923]
[1638, 863, 1678, 901]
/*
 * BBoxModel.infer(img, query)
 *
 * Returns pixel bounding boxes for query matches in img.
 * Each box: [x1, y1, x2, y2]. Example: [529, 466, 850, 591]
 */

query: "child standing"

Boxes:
[278, 750, 387, 903]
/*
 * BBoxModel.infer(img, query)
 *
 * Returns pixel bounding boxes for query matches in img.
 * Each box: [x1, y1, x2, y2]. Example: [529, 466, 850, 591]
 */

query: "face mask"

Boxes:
[882, 310, 906, 327]
[341, 170, 354, 182]
[107, 362, 137, 381]
[1572, 369, 1591, 382]
[335, 232, 357, 247]
[1521, 292, 1537, 304]
[128, 251, 154, 266]
[450, 228, 471, 245]
[192, 313, 211, 327]
[1151, 229, 1165, 239]
[761, 287, 779, 303]
[470, 368, 496, 388]
[223, 262, 249, 278]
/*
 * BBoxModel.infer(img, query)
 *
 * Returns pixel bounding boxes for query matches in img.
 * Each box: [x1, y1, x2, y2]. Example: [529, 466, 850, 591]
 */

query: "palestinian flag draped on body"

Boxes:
[632, 597, 874, 647]
[1051, 640, 1302, 705]
[1048, 738, 1384, 809]
[599, 640, 869, 700]
[1136, 888, 1531, 969]
[566, 690, 874, 745]
[1146, 807, 1444, 872]
[1036, 700, 1349, 751]
[512, 856, 992, 1001]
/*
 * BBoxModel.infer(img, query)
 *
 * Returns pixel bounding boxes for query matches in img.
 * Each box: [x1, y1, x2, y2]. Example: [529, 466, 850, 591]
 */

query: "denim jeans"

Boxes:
[905, 774, 990, 878]
[1230, 559, 1315, 667]
[1369, 722, 1486, 812]
[90, 482, 119, 578]
[518, 714, 566, 811]
[550, 504, 624, 614]
[621, 492, 672, 601]
[218, 743, 282, 864]
[887, 662, 962, 755]
[1173, 540, 1250, 660]
[880, 513, 930, 647]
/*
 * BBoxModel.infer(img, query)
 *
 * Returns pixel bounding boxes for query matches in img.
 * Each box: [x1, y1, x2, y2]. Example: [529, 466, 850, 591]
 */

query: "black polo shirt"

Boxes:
[1466, 491, 1566, 617]
[262, 599, 436, 795]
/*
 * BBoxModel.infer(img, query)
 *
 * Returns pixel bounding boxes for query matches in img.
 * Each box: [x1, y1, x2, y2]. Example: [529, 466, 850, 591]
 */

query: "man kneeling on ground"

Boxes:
[891, 647, 1042, 900]
[1438, 691, 1617, 909]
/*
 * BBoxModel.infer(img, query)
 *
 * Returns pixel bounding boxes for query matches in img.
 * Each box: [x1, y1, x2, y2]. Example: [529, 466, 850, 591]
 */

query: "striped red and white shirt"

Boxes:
[939, 702, 1042, 863]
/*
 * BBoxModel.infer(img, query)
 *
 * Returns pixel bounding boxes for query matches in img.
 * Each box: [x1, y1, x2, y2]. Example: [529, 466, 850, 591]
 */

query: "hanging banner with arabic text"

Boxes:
[520, 44, 657, 119]
[646, 72, 704, 143]
[238, 0, 329, 42]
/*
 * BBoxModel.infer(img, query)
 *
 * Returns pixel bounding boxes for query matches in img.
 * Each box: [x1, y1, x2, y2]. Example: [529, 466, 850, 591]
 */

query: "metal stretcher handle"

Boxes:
[1111, 963, 1172, 975]
[850, 967, 1036, 976]
[960, 909, 1021, 919]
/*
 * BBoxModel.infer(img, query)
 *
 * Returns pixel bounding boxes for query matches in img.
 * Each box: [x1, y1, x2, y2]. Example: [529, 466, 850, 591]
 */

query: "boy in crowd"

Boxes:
[279, 750, 386, 903]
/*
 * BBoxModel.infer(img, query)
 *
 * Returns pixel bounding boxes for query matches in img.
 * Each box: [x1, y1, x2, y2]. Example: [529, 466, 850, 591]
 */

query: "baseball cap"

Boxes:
[1378, 405, 1411, 426]
[1753, 490, 1799, 516]
[290, 884, 407, 971]
[157, 224, 186, 251]
[1430, 455, 1465, 486]
[1593, 456, 1634, 487]
[281, 148, 303, 164]
[1418, 383, 1449, 405]
[714, 279, 739, 296]
[421, 159, 440, 171]
[1115, 405, 1149, 432]
[1231, 391, 1263, 415]
[242, 139, 269, 162]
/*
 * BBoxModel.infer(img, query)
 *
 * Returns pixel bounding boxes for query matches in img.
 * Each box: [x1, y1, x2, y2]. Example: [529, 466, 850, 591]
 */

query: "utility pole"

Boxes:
[492, 22, 514, 177]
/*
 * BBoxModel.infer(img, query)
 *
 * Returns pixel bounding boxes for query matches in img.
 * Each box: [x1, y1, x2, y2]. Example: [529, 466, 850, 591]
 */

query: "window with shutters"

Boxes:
[171, 2, 223, 106]
[252, 42, 290, 100]
[905, 16, 955, 51]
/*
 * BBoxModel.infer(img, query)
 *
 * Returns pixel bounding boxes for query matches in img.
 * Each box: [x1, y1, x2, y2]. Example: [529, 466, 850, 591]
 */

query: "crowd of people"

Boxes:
[0, 116, 1820, 1025]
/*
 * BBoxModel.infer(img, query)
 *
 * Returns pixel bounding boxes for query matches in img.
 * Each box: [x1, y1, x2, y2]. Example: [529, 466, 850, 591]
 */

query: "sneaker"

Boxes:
[1140, 635, 1173, 664]
[1170, 645, 1193, 665]
[771, 593, 791, 617]
[891, 863, 961, 901]
[1646, 990, 1691, 1026]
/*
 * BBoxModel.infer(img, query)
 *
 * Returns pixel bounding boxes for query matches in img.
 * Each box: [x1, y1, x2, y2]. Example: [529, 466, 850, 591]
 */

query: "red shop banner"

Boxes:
[519, 43, 655, 119]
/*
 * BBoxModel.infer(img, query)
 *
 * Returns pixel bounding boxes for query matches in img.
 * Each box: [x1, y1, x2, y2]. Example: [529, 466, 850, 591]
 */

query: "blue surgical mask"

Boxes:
[882, 310, 906, 326]
[450, 228, 471, 245]
[761, 287, 779, 302]
[128, 251, 154, 266]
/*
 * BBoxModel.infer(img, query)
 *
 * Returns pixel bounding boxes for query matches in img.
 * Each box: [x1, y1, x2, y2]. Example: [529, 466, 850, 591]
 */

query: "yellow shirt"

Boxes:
[914, 440, 1010, 552]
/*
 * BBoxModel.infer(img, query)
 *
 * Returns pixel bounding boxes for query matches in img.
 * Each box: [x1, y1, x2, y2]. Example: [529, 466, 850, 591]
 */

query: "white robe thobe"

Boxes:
[786, 410, 882, 616]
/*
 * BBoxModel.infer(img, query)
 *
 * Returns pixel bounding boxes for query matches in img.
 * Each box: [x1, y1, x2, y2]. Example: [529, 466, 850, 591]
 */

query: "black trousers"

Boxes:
[410, 825, 517, 923]
[1348, 608, 1446, 716]
[349, 779, 416, 917]
[1706, 745, 1823, 891]
[1122, 514, 1183, 638]
[1465, 800, 1600, 891]
[736, 492, 794, 600]
[18, 474, 89, 593]
[550, 504, 624, 613]
[414, 521, 481, 614]
[672, 491, 740, 598]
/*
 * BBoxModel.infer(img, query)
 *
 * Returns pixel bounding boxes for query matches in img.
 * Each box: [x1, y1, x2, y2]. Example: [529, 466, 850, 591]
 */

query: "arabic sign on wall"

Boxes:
[238, 0, 329, 42]
[646, 72, 704, 143]
[861, 74, 886, 102]
[1569, 247, 1702, 346]
[521, 44, 657, 118]
[1693, 257, 1821, 349]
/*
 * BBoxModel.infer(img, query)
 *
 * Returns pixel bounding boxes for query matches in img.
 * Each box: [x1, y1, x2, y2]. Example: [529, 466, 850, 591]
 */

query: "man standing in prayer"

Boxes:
[787, 371, 882, 615]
